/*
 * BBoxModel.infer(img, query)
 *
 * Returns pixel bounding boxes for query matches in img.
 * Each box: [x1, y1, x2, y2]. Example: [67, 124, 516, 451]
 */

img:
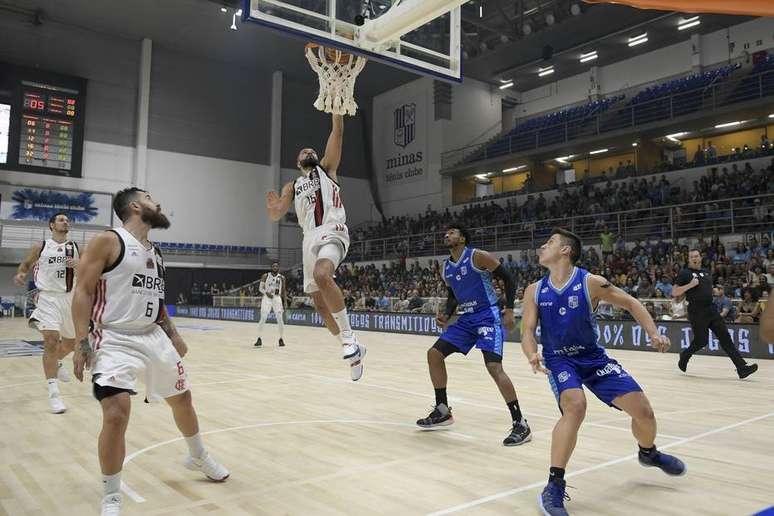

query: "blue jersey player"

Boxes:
[521, 229, 685, 516]
[416, 225, 531, 446]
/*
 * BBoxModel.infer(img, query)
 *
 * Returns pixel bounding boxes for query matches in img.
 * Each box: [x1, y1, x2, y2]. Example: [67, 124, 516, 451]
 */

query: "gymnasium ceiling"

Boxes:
[0, 0, 756, 99]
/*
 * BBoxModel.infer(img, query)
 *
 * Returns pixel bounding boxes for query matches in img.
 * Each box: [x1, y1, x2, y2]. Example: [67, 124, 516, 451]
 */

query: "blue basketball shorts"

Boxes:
[440, 307, 503, 356]
[544, 353, 642, 409]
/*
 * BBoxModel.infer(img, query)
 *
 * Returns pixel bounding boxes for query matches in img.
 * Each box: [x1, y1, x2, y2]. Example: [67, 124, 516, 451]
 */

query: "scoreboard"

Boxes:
[0, 63, 87, 177]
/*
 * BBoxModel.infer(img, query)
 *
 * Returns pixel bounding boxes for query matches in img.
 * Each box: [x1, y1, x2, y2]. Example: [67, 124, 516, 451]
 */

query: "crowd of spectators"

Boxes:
[278, 234, 772, 321]
[351, 155, 774, 244]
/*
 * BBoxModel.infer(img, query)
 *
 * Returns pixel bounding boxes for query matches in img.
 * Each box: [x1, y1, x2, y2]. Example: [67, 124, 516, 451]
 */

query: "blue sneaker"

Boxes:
[538, 479, 570, 516]
[638, 450, 686, 476]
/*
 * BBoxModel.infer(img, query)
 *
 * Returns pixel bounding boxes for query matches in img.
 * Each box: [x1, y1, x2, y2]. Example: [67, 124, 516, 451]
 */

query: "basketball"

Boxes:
[305, 42, 351, 65]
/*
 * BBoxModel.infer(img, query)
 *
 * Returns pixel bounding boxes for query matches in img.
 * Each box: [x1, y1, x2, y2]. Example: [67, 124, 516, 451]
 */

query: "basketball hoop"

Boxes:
[305, 43, 367, 116]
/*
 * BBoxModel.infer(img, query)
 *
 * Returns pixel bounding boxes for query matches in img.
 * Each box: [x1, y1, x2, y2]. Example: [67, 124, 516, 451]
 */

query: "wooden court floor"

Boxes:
[0, 317, 772, 515]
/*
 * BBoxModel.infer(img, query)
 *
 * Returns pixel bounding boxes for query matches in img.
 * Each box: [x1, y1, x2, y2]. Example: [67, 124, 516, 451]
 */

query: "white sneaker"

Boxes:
[57, 361, 72, 383]
[48, 394, 66, 414]
[342, 335, 366, 382]
[184, 452, 229, 481]
[100, 493, 122, 516]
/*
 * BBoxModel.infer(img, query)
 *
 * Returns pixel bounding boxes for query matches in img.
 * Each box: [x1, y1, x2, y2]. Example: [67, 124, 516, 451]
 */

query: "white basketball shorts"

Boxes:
[29, 291, 75, 339]
[302, 223, 350, 293]
[91, 325, 189, 402]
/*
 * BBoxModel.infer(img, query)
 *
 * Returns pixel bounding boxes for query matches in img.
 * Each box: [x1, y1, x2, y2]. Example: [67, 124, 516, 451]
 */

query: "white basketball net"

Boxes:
[305, 45, 367, 116]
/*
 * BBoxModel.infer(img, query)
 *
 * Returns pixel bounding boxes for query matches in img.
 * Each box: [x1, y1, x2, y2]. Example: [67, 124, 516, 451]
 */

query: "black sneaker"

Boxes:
[503, 418, 532, 446]
[416, 404, 453, 429]
[678, 351, 689, 372]
[278, 338, 285, 347]
[737, 363, 758, 379]
[254, 338, 262, 347]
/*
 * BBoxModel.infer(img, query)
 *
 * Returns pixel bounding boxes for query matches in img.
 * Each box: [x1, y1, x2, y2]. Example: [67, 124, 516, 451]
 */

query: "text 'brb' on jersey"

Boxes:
[293, 165, 345, 234]
[92, 228, 166, 332]
[443, 247, 498, 314]
[535, 267, 604, 359]
[34, 239, 79, 293]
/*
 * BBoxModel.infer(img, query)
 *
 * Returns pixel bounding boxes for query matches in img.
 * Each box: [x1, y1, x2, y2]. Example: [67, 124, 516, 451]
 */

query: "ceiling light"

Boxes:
[632, 142, 638, 147]
[579, 50, 597, 63]
[522, 23, 532, 35]
[666, 131, 687, 142]
[479, 5, 483, 17]
[678, 16, 700, 31]
[538, 65, 554, 77]
[628, 33, 648, 47]
[555, 155, 573, 163]
[589, 148, 608, 155]
[236, 8, 242, 16]
[475, 173, 490, 180]
[499, 81, 514, 89]
[524, 7, 538, 15]
[570, 3, 581, 15]
[220, 7, 227, 13]
[715, 121, 742, 128]
[503, 165, 526, 173]
[769, 114, 774, 118]
[230, 13, 237, 30]
[545, 13, 555, 25]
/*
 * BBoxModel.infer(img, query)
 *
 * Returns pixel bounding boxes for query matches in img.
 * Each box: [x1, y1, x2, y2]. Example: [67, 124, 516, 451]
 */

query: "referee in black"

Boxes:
[672, 249, 758, 378]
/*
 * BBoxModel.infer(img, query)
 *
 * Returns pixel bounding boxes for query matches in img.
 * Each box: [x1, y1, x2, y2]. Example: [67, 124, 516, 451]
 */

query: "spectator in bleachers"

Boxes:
[377, 291, 390, 311]
[735, 289, 761, 323]
[713, 287, 735, 322]
[408, 289, 424, 313]
[191, 282, 201, 305]
[655, 275, 673, 298]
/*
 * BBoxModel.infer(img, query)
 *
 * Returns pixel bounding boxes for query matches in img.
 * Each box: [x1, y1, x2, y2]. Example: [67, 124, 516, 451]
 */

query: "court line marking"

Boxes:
[0, 380, 44, 389]
[120, 481, 146, 503]
[121, 419, 475, 503]
[426, 411, 774, 515]
[304, 374, 687, 440]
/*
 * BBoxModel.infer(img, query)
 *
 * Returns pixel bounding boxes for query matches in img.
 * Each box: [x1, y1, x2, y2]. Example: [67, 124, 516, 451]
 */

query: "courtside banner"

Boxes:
[173, 306, 773, 359]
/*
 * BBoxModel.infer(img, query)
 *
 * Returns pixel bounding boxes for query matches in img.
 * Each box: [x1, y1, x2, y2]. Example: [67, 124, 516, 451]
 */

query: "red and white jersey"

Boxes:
[263, 272, 284, 295]
[293, 165, 346, 235]
[34, 239, 79, 293]
[92, 228, 165, 333]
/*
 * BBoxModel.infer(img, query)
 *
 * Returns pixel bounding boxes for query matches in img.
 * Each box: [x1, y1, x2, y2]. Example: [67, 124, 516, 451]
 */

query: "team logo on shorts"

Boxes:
[559, 307, 567, 315]
[568, 296, 579, 309]
[477, 326, 494, 339]
[596, 362, 623, 377]
[557, 371, 570, 383]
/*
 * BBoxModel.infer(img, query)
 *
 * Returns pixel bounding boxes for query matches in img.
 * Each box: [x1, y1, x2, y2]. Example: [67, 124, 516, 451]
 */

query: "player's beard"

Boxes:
[299, 155, 319, 169]
[141, 205, 171, 229]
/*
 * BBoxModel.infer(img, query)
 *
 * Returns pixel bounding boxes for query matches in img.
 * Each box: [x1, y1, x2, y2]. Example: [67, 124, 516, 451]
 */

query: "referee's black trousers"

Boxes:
[685, 308, 746, 369]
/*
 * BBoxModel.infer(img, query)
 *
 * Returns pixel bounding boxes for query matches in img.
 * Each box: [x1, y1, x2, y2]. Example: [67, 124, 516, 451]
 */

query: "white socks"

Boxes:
[332, 309, 353, 339]
[102, 472, 121, 496]
[185, 433, 206, 459]
[277, 317, 285, 338]
[47, 378, 59, 397]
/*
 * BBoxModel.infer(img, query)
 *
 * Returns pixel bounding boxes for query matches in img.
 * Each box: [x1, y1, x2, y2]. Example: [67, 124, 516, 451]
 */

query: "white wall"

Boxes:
[373, 77, 502, 218]
[515, 18, 774, 120]
[145, 150, 274, 246]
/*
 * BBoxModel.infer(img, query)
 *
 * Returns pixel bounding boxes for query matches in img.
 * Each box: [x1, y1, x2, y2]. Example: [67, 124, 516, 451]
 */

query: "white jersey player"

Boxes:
[71, 187, 229, 516]
[254, 262, 287, 347]
[14, 212, 78, 414]
[266, 113, 365, 381]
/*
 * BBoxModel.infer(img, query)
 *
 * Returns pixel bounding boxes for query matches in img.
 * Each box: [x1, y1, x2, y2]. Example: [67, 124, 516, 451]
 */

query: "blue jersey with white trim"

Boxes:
[536, 267, 605, 359]
[443, 247, 498, 315]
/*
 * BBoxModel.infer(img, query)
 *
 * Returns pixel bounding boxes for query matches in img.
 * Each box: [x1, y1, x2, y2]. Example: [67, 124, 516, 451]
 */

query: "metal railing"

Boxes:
[347, 193, 774, 261]
[441, 68, 774, 169]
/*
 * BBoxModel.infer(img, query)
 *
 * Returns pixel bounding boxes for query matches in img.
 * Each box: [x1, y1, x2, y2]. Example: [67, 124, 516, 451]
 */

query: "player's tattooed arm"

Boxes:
[73, 336, 94, 382]
[158, 312, 179, 339]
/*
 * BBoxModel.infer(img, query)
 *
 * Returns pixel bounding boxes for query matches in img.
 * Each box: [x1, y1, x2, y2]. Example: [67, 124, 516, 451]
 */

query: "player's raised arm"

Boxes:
[472, 249, 517, 329]
[319, 113, 343, 180]
[14, 241, 43, 287]
[587, 274, 670, 353]
[71, 232, 118, 381]
[266, 181, 294, 221]
[521, 282, 547, 374]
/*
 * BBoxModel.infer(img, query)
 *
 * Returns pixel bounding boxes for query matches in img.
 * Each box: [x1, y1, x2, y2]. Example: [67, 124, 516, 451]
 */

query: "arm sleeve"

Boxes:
[444, 286, 458, 318]
[492, 264, 516, 308]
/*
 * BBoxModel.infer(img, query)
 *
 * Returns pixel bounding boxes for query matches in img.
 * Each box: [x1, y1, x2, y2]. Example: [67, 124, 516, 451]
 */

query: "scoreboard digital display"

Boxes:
[0, 63, 87, 177]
